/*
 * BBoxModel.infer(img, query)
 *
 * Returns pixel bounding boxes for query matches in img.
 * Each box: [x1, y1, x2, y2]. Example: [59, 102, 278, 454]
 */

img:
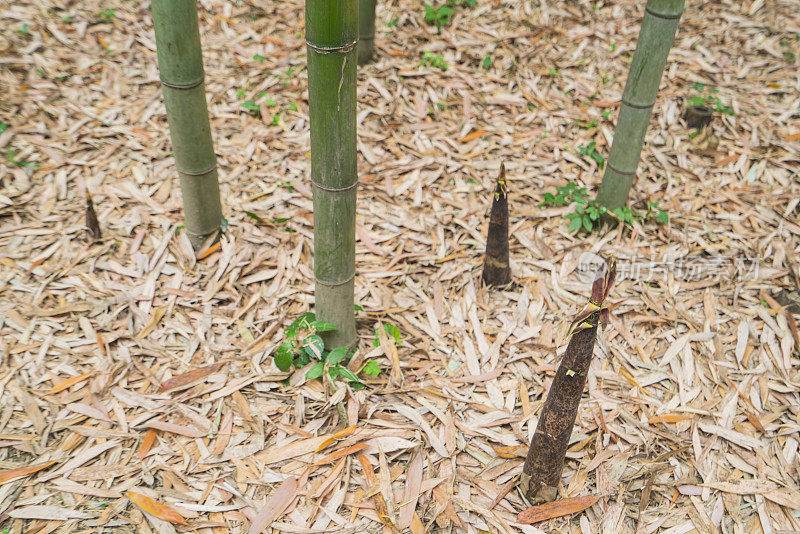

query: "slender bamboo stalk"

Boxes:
[521, 261, 616, 503]
[358, 0, 377, 65]
[482, 163, 511, 287]
[150, 0, 222, 249]
[595, 0, 684, 211]
[306, 0, 358, 348]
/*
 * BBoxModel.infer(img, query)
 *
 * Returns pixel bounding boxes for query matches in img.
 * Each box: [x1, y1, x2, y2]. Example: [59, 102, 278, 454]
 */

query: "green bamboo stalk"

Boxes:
[306, 0, 358, 348]
[595, 0, 684, 211]
[358, 0, 377, 65]
[151, 0, 222, 249]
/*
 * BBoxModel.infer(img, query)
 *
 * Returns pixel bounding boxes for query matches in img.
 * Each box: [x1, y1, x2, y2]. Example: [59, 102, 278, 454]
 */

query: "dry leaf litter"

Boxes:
[0, 0, 799, 532]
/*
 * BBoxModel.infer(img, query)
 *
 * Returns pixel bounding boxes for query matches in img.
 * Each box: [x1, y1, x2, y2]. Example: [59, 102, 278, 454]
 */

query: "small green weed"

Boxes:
[541, 182, 588, 207]
[482, 54, 492, 70]
[253, 54, 266, 62]
[241, 100, 260, 114]
[423, 5, 453, 33]
[0, 123, 7, 134]
[577, 141, 605, 169]
[98, 9, 115, 22]
[372, 323, 400, 347]
[13, 23, 30, 36]
[687, 83, 734, 115]
[274, 313, 374, 387]
[574, 118, 598, 130]
[236, 88, 247, 98]
[7, 149, 38, 169]
[387, 16, 399, 27]
[421, 52, 449, 71]
[542, 182, 669, 233]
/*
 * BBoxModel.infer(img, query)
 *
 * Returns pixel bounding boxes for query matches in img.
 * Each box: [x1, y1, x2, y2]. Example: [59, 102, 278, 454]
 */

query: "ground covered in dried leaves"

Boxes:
[1, 0, 800, 532]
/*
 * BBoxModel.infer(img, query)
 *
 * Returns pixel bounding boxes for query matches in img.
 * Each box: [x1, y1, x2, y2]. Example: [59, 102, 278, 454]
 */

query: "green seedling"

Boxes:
[577, 141, 605, 169]
[241, 100, 260, 115]
[13, 23, 30, 36]
[372, 323, 400, 347]
[687, 83, 734, 115]
[421, 52, 449, 71]
[423, 5, 453, 33]
[542, 182, 668, 233]
[273, 312, 371, 387]
[482, 54, 492, 70]
[387, 16, 399, 27]
[7, 149, 38, 168]
[98, 9, 115, 21]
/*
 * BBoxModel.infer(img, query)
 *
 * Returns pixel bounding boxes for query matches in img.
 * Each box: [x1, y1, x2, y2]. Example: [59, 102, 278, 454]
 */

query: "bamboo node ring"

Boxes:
[306, 39, 358, 54]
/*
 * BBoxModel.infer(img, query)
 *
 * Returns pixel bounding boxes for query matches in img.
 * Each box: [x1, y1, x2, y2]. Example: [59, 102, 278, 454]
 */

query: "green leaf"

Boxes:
[241, 100, 260, 112]
[0, 123, 7, 134]
[574, 204, 585, 215]
[302, 335, 325, 360]
[582, 215, 593, 232]
[286, 313, 315, 338]
[354, 304, 365, 312]
[482, 54, 492, 70]
[295, 352, 310, 367]
[568, 217, 582, 233]
[361, 360, 381, 377]
[288, 102, 298, 111]
[372, 323, 400, 347]
[253, 54, 266, 61]
[328, 366, 340, 380]
[264, 99, 277, 106]
[543, 192, 555, 204]
[337, 366, 361, 384]
[236, 88, 247, 98]
[244, 211, 262, 222]
[655, 210, 669, 224]
[327, 346, 349, 365]
[306, 362, 324, 380]
[310, 321, 337, 333]
[274, 342, 294, 371]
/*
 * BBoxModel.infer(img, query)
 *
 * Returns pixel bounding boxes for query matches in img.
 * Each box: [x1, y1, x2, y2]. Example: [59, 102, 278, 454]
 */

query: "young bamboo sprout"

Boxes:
[150, 0, 223, 249]
[85, 190, 101, 241]
[306, 0, 358, 348]
[482, 163, 511, 287]
[595, 0, 685, 211]
[358, 0, 377, 65]
[520, 259, 617, 503]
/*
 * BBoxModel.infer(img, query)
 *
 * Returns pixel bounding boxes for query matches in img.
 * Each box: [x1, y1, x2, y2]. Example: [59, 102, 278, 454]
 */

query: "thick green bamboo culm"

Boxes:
[358, 0, 377, 65]
[595, 0, 684, 211]
[306, 0, 358, 348]
[150, 0, 222, 249]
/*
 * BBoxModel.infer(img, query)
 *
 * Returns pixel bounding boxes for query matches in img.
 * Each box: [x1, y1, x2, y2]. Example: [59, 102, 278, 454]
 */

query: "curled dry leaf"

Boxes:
[157, 362, 225, 393]
[0, 460, 58, 485]
[517, 494, 603, 524]
[46, 371, 96, 395]
[138, 428, 158, 459]
[128, 491, 187, 524]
